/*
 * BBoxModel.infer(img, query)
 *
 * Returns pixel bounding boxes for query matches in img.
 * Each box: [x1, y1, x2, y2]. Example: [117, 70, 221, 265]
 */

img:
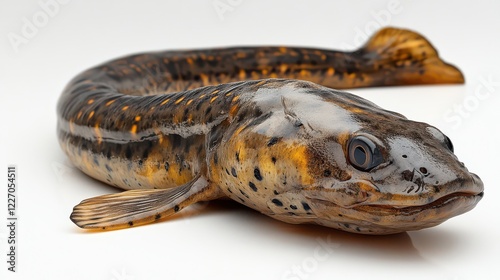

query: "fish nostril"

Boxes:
[402, 168, 426, 193]
[401, 170, 413, 181]
[413, 168, 425, 192]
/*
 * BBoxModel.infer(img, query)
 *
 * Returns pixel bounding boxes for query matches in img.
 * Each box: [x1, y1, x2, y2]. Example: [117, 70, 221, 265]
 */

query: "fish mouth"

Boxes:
[307, 190, 483, 234]
[352, 191, 484, 216]
[305, 175, 483, 233]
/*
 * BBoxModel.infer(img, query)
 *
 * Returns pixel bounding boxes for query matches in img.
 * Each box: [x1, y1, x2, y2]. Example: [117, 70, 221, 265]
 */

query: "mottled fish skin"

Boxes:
[59, 27, 483, 234]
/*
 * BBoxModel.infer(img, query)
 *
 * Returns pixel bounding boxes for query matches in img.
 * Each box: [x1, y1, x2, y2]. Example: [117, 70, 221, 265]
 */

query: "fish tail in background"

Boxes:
[354, 27, 465, 86]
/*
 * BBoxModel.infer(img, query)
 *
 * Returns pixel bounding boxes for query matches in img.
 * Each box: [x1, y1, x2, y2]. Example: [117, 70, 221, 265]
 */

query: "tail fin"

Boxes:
[358, 27, 464, 86]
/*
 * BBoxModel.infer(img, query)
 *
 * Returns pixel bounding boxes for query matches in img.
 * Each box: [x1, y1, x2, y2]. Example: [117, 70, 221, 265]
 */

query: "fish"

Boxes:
[57, 27, 483, 234]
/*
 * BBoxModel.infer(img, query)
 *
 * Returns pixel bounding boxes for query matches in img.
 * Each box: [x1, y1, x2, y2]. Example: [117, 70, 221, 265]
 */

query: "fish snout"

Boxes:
[429, 169, 484, 201]
[396, 164, 484, 203]
[467, 172, 484, 195]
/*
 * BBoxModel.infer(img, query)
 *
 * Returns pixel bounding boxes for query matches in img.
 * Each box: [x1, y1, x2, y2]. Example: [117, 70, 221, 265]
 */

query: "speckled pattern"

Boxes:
[59, 27, 483, 234]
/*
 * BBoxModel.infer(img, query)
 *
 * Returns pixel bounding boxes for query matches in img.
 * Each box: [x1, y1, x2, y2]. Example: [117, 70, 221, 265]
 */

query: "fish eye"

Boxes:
[444, 135, 454, 153]
[348, 136, 383, 171]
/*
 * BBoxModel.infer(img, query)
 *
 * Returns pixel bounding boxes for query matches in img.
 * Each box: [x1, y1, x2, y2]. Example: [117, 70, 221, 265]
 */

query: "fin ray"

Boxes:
[70, 176, 219, 230]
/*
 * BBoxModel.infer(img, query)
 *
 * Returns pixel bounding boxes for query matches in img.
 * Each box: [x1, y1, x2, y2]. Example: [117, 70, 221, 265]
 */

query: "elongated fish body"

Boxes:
[59, 27, 483, 234]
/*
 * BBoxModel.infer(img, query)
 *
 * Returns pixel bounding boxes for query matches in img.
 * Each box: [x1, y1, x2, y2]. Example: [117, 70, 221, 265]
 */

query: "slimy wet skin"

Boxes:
[58, 27, 483, 234]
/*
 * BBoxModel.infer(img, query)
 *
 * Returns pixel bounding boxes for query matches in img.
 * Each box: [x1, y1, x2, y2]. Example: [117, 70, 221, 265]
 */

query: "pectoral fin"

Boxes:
[70, 176, 219, 230]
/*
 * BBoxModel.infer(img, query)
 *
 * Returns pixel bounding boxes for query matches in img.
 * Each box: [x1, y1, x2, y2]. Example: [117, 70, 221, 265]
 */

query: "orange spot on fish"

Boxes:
[234, 125, 245, 136]
[160, 98, 170, 106]
[173, 114, 181, 124]
[186, 99, 193, 106]
[200, 74, 209, 85]
[300, 70, 311, 77]
[288, 145, 313, 185]
[239, 69, 246, 79]
[279, 64, 288, 73]
[210, 96, 218, 103]
[105, 99, 116, 106]
[69, 119, 75, 133]
[337, 133, 351, 147]
[130, 124, 137, 134]
[326, 67, 335, 76]
[175, 97, 185, 104]
[87, 99, 94, 105]
[135, 115, 141, 122]
[88, 111, 95, 120]
[94, 123, 102, 144]
[229, 104, 239, 117]
[236, 52, 247, 58]
[122, 106, 129, 111]
[349, 107, 365, 114]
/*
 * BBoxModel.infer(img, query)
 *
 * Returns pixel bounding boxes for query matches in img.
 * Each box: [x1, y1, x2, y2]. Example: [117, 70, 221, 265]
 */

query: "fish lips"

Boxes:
[305, 175, 483, 232]
[357, 173, 484, 217]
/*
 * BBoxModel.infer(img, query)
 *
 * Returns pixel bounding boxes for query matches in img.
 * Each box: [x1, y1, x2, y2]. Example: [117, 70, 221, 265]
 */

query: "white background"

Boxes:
[1, 0, 499, 279]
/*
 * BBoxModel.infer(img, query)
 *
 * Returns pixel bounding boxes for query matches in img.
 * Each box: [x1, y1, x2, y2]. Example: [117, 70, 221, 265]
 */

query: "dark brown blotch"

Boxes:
[249, 181, 257, 192]
[267, 137, 279, 146]
[254, 168, 263, 181]
[302, 202, 311, 211]
[271, 199, 283, 207]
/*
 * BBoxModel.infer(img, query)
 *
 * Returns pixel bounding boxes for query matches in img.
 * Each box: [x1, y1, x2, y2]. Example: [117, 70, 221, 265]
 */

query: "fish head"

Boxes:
[225, 80, 483, 234]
